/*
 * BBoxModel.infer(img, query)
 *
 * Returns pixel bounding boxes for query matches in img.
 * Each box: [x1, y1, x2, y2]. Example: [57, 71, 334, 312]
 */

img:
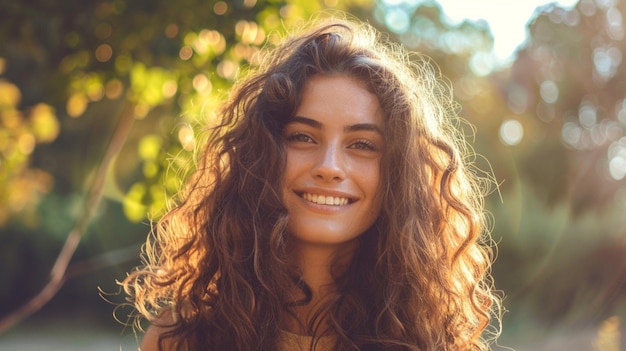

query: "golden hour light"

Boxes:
[3, 3, 626, 350]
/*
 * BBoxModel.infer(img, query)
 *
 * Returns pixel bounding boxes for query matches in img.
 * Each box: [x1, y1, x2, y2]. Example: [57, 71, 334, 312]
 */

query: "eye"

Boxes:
[349, 139, 377, 151]
[286, 132, 315, 144]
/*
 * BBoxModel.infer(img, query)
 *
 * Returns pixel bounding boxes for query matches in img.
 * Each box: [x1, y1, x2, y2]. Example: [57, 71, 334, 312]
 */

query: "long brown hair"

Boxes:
[121, 15, 501, 351]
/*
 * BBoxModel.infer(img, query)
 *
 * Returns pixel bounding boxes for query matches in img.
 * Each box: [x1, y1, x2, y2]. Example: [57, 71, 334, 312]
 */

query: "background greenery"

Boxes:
[1, 0, 624, 349]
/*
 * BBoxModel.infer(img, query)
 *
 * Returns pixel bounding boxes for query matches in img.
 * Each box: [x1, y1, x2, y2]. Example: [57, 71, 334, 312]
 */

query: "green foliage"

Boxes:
[0, 78, 59, 226]
[0, 0, 374, 226]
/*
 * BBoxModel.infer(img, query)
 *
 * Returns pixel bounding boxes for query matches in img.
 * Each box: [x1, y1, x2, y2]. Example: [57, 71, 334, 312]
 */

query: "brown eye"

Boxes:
[350, 139, 377, 151]
[287, 132, 315, 144]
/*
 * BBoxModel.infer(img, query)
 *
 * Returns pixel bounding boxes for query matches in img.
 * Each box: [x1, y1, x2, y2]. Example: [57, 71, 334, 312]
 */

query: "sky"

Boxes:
[432, 0, 579, 63]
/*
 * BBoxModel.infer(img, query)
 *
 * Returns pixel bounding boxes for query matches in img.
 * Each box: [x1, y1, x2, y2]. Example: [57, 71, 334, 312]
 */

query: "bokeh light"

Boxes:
[105, 79, 124, 99]
[95, 44, 113, 62]
[165, 24, 179, 38]
[213, 1, 227, 15]
[66, 93, 88, 118]
[608, 137, 626, 180]
[179, 46, 193, 60]
[162, 80, 178, 98]
[539, 80, 559, 104]
[178, 125, 195, 151]
[499, 119, 524, 146]
[192, 74, 211, 93]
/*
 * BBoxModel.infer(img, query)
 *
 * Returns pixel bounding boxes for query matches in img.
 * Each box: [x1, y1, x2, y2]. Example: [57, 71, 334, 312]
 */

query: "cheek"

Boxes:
[283, 153, 299, 182]
[362, 161, 382, 193]
[361, 162, 383, 211]
[282, 151, 308, 194]
[370, 178, 383, 213]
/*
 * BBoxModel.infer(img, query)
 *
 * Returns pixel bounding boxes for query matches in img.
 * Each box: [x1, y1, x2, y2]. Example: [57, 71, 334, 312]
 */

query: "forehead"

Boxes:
[296, 75, 384, 128]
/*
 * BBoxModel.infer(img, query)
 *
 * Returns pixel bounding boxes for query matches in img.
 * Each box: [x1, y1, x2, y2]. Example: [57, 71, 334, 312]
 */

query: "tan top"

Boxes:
[277, 330, 335, 351]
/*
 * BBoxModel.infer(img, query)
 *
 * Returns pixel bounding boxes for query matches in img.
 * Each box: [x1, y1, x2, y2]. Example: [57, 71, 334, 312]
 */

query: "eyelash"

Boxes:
[286, 132, 315, 143]
[285, 132, 378, 152]
[350, 139, 377, 151]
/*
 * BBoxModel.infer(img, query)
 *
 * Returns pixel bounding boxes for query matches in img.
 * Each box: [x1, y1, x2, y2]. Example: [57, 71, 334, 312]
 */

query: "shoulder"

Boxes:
[140, 324, 166, 351]
[139, 313, 183, 351]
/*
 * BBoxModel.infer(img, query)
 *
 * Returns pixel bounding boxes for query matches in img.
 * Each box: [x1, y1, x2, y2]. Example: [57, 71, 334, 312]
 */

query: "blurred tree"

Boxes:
[509, 0, 626, 212]
[371, 0, 511, 191]
[0, 79, 59, 226]
[483, 0, 626, 327]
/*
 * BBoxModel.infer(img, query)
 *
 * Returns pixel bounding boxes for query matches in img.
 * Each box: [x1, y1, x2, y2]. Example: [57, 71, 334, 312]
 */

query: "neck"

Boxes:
[290, 240, 357, 297]
[283, 240, 358, 334]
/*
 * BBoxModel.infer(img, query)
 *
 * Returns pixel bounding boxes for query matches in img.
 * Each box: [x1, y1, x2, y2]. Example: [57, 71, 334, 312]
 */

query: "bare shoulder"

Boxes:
[139, 313, 180, 351]
[140, 324, 165, 351]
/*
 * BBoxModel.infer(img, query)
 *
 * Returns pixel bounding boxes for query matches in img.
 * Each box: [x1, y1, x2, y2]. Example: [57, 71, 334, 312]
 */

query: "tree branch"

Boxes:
[0, 102, 136, 334]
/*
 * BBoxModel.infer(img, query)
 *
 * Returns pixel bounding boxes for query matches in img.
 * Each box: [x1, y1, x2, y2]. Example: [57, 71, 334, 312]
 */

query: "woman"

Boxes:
[122, 15, 501, 351]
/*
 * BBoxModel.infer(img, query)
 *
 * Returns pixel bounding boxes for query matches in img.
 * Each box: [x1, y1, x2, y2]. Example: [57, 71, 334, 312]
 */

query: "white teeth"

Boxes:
[302, 193, 349, 206]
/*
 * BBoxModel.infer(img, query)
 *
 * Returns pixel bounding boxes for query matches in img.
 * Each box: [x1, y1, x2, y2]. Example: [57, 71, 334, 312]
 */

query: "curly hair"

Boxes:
[121, 15, 501, 351]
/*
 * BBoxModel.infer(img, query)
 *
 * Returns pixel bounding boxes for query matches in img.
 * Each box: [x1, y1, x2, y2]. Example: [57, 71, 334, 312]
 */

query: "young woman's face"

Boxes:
[282, 74, 385, 248]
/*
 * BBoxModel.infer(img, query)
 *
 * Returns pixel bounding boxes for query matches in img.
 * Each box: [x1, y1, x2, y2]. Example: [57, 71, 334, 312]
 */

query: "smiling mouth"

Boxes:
[300, 192, 351, 206]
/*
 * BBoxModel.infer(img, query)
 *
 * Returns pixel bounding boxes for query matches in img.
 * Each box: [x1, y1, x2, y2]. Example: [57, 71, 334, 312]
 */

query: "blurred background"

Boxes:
[0, 0, 624, 350]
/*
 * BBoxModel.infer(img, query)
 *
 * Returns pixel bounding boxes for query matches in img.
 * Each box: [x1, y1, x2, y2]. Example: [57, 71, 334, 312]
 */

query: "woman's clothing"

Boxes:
[277, 330, 334, 351]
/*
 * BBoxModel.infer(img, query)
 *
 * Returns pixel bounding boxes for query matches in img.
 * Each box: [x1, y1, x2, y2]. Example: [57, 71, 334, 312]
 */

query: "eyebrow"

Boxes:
[290, 115, 384, 136]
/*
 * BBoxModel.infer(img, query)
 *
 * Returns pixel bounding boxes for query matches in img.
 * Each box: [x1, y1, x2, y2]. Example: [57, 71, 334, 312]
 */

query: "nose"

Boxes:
[313, 143, 346, 182]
